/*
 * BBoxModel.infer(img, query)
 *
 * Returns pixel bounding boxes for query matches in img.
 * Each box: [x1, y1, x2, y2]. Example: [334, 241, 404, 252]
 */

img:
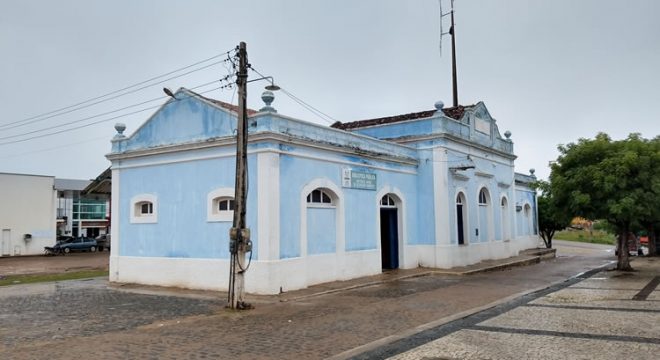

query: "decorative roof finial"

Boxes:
[113, 123, 126, 139]
[434, 100, 445, 111]
[260, 90, 277, 113]
[504, 130, 512, 139]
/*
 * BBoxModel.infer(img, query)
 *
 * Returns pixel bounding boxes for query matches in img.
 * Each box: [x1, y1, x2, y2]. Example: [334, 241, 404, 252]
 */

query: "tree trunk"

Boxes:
[617, 228, 633, 271]
[540, 230, 553, 249]
[647, 225, 657, 257]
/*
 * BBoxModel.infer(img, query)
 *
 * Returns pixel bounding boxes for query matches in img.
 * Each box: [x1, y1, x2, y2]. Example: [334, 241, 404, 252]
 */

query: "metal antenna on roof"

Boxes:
[439, 0, 459, 107]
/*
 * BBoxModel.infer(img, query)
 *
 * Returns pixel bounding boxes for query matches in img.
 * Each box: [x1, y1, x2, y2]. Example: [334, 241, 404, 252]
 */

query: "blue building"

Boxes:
[107, 89, 539, 294]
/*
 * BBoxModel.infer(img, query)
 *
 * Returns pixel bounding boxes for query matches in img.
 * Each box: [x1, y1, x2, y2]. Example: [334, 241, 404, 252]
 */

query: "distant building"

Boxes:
[55, 178, 109, 238]
[107, 89, 539, 294]
[0, 172, 56, 256]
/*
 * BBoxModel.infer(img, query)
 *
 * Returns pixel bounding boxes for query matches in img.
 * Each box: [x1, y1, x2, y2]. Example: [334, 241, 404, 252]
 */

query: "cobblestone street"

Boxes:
[0, 244, 615, 359]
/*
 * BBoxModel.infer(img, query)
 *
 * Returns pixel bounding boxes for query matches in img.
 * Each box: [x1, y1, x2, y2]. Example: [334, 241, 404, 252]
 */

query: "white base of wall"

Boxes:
[433, 236, 540, 269]
[109, 237, 540, 295]
[110, 249, 382, 295]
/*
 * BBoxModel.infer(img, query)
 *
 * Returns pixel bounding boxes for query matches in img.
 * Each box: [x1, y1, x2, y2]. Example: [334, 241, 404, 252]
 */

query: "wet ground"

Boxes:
[0, 243, 615, 359]
[375, 257, 660, 360]
[0, 251, 108, 276]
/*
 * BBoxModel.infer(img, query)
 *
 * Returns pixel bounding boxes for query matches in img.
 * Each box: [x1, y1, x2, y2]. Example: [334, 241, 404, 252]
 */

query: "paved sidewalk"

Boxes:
[368, 257, 660, 360]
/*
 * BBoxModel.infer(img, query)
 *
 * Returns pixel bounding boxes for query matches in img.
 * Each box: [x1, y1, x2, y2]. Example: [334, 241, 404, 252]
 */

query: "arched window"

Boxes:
[477, 188, 492, 241]
[217, 198, 235, 212]
[138, 201, 153, 215]
[381, 194, 396, 207]
[524, 203, 532, 235]
[501, 196, 510, 241]
[479, 189, 488, 205]
[456, 194, 463, 204]
[307, 189, 334, 206]
[130, 194, 158, 223]
[305, 187, 338, 255]
[207, 188, 235, 222]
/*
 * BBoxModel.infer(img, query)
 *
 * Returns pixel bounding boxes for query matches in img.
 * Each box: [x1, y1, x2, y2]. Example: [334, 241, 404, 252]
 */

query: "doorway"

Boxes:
[456, 193, 466, 245]
[380, 208, 399, 269]
[1, 229, 10, 256]
[380, 194, 399, 270]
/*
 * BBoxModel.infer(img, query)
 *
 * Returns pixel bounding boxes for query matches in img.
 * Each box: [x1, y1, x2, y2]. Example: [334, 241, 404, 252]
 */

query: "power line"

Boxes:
[0, 57, 236, 132]
[0, 136, 108, 160]
[248, 66, 337, 124]
[1, 47, 237, 129]
[0, 77, 232, 142]
[0, 85, 230, 147]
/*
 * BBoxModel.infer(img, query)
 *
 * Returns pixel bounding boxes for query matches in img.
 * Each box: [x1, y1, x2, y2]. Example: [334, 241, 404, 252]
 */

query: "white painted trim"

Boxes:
[110, 170, 120, 261]
[299, 178, 345, 257]
[113, 147, 417, 175]
[108, 131, 417, 166]
[129, 194, 158, 224]
[375, 186, 407, 269]
[415, 141, 515, 166]
[257, 152, 280, 261]
[206, 188, 234, 222]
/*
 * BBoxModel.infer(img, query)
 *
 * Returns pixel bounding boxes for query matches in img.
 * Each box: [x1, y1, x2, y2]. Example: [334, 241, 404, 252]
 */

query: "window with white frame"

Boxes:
[381, 194, 396, 207]
[130, 194, 158, 223]
[306, 189, 334, 206]
[207, 188, 235, 222]
[478, 188, 488, 205]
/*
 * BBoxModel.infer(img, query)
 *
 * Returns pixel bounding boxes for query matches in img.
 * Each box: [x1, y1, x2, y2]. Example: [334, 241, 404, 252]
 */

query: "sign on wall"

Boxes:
[342, 169, 377, 190]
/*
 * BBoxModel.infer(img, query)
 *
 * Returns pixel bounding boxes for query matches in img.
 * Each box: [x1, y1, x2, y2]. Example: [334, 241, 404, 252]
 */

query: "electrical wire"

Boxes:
[0, 84, 231, 147]
[0, 77, 233, 142]
[248, 66, 337, 124]
[1, 48, 237, 130]
[0, 136, 108, 159]
[0, 58, 235, 132]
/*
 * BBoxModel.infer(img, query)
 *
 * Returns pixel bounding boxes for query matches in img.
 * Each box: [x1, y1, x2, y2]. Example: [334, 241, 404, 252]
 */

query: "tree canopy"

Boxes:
[534, 180, 571, 249]
[549, 133, 659, 270]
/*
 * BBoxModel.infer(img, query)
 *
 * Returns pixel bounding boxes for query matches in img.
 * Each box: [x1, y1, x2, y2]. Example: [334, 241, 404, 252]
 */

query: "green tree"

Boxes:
[550, 133, 656, 271]
[534, 180, 571, 249]
[634, 135, 660, 256]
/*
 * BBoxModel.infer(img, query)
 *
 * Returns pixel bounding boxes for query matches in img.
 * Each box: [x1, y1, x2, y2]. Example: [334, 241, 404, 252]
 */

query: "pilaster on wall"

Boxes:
[433, 147, 451, 266]
[110, 168, 120, 258]
[257, 152, 280, 261]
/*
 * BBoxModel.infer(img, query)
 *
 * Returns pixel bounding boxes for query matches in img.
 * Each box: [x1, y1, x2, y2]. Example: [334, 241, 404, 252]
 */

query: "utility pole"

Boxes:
[228, 41, 252, 310]
[450, 0, 458, 107]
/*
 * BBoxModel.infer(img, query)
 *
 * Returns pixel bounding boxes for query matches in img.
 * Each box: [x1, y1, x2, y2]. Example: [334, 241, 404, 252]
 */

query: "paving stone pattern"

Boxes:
[387, 258, 660, 360]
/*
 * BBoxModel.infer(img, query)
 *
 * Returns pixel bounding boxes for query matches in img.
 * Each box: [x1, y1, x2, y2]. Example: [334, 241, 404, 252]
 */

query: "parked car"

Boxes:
[56, 235, 74, 244]
[58, 237, 98, 254]
[95, 234, 111, 252]
[615, 232, 643, 256]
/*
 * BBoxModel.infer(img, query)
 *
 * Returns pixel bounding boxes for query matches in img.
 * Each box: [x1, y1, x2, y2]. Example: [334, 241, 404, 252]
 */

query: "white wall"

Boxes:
[0, 173, 56, 256]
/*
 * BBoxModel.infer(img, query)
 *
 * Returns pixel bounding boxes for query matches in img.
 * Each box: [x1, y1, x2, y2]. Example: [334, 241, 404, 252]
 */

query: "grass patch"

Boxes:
[0, 269, 108, 287]
[554, 229, 616, 245]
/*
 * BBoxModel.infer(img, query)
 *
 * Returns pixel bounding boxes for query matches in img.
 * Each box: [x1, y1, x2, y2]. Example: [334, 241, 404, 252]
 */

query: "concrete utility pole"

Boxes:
[228, 41, 252, 310]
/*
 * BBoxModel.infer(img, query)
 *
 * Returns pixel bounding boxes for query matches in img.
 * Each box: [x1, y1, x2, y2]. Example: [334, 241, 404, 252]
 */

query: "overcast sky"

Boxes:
[1, 0, 658, 180]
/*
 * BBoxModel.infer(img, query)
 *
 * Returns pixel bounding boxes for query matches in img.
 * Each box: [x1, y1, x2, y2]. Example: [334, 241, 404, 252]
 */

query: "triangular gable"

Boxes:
[120, 88, 238, 152]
